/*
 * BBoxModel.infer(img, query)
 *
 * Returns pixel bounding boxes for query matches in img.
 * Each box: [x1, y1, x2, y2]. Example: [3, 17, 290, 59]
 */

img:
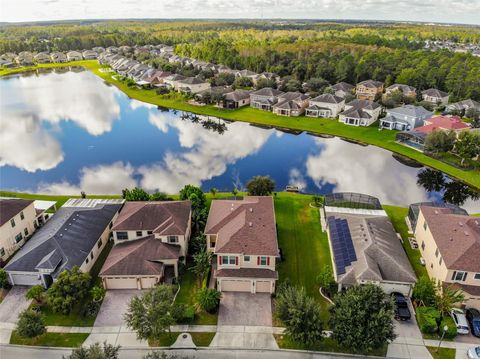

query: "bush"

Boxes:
[440, 316, 457, 339]
[83, 301, 101, 318]
[16, 310, 45, 338]
[177, 305, 195, 324]
[417, 307, 440, 334]
[25, 285, 45, 303]
[0, 268, 9, 289]
[196, 288, 221, 313]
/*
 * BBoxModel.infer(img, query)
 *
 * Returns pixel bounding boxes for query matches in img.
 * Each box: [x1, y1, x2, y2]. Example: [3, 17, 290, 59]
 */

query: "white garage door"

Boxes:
[380, 282, 412, 297]
[140, 277, 157, 289]
[220, 279, 251, 292]
[9, 273, 41, 286]
[256, 280, 272, 293]
[105, 277, 137, 290]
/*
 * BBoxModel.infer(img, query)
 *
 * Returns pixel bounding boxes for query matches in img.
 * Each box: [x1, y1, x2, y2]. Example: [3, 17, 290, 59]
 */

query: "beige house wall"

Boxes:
[79, 219, 114, 273]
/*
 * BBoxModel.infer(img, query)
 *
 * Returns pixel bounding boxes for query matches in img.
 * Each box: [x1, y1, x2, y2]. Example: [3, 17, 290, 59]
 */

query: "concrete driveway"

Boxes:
[218, 292, 272, 326]
[94, 289, 145, 327]
[0, 287, 32, 324]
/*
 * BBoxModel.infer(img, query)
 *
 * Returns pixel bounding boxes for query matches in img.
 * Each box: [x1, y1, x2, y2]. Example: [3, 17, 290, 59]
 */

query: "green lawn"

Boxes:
[10, 331, 88, 347]
[148, 332, 215, 347]
[190, 332, 216, 346]
[1, 60, 478, 189]
[274, 334, 387, 357]
[427, 346, 456, 359]
[274, 192, 332, 322]
[383, 205, 429, 279]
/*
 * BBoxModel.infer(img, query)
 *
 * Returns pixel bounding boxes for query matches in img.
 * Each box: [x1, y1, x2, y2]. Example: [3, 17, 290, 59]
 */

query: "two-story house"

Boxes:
[306, 93, 345, 118]
[421, 88, 450, 106]
[339, 99, 382, 127]
[272, 92, 310, 116]
[415, 206, 480, 308]
[66, 51, 83, 62]
[379, 105, 433, 131]
[205, 196, 279, 294]
[250, 87, 284, 111]
[330, 82, 355, 98]
[384, 84, 417, 98]
[100, 201, 192, 290]
[355, 80, 384, 101]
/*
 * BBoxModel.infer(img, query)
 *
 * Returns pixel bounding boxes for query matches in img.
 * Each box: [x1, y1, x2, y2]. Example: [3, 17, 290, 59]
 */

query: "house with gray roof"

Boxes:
[66, 51, 83, 62]
[339, 99, 382, 127]
[322, 206, 416, 296]
[385, 84, 417, 98]
[422, 88, 449, 106]
[446, 99, 480, 115]
[50, 52, 67, 63]
[34, 52, 51, 64]
[306, 93, 345, 118]
[176, 77, 211, 94]
[250, 87, 284, 111]
[330, 82, 355, 98]
[273, 92, 310, 116]
[221, 89, 251, 108]
[380, 105, 433, 131]
[5, 199, 123, 287]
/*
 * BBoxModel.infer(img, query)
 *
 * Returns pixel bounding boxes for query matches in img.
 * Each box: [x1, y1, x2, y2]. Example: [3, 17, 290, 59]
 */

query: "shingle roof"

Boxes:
[251, 87, 284, 97]
[420, 206, 480, 272]
[386, 84, 416, 94]
[178, 77, 207, 85]
[277, 92, 309, 102]
[340, 108, 372, 119]
[387, 105, 433, 119]
[310, 93, 344, 104]
[357, 79, 383, 88]
[0, 199, 34, 226]
[422, 88, 449, 98]
[331, 82, 355, 92]
[345, 99, 381, 110]
[112, 201, 191, 235]
[100, 235, 180, 276]
[224, 89, 251, 102]
[205, 196, 278, 256]
[215, 267, 278, 279]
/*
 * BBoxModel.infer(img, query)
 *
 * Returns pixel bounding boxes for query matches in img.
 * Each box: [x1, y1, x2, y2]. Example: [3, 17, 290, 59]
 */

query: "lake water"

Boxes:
[0, 69, 478, 212]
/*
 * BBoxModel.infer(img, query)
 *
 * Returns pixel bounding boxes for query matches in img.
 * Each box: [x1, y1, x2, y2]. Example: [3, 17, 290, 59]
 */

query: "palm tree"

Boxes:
[232, 187, 238, 200]
[210, 188, 218, 198]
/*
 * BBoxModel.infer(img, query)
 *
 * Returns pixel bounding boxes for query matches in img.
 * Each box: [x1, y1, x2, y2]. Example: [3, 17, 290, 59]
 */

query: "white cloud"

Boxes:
[288, 168, 307, 191]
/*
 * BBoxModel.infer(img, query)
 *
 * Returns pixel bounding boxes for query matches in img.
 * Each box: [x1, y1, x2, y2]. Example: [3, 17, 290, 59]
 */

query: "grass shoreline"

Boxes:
[1, 60, 479, 189]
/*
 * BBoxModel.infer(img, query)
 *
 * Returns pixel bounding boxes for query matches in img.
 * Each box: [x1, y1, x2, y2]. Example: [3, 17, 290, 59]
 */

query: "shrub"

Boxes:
[0, 268, 9, 289]
[16, 310, 45, 338]
[196, 288, 221, 313]
[176, 305, 195, 323]
[25, 285, 45, 303]
[416, 307, 440, 334]
[91, 286, 106, 302]
[440, 316, 457, 339]
[83, 301, 101, 318]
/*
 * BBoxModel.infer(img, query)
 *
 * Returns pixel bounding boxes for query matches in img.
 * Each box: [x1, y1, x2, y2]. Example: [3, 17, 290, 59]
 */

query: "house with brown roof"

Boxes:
[384, 84, 417, 98]
[100, 201, 191, 290]
[272, 92, 310, 117]
[205, 196, 279, 294]
[415, 206, 480, 308]
[421, 88, 450, 106]
[356, 80, 384, 101]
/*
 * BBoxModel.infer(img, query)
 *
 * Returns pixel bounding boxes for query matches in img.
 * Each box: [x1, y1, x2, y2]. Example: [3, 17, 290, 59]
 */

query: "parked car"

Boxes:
[466, 308, 480, 338]
[468, 346, 480, 359]
[450, 308, 470, 335]
[392, 292, 411, 321]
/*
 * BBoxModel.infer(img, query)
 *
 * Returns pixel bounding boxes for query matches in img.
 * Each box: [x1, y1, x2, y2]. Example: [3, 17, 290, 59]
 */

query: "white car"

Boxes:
[468, 346, 480, 359]
[451, 308, 470, 335]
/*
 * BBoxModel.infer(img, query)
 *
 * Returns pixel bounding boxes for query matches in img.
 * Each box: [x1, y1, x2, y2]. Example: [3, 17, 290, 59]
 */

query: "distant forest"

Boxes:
[1, 20, 479, 101]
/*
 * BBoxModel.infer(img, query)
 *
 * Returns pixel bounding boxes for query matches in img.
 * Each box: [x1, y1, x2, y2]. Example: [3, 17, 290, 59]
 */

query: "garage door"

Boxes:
[256, 280, 272, 293]
[380, 282, 412, 297]
[140, 277, 157, 289]
[9, 273, 41, 286]
[220, 279, 251, 292]
[105, 277, 137, 290]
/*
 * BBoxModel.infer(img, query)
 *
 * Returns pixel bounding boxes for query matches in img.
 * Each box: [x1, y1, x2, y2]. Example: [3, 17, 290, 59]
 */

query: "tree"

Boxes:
[435, 284, 464, 317]
[25, 285, 46, 303]
[16, 309, 45, 338]
[330, 284, 396, 353]
[189, 234, 206, 255]
[124, 285, 179, 340]
[455, 130, 480, 166]
[275, 283, 324, 345]
[424, 130, 456, 154]
[255, 78, 277, 90]
[179, 185, 208, 234]
[0, 268, 9, 289]
[91, 286, 106, 303]
[196, 288, 221, 313]
[417, 168, 445, 192]
[316, 265, 336, 297]
[213, 72, 235, 86]
[209, 187, 218, 197]
[304, 77, 329, 93]
[190, 249, 212, 281]
[122, 187, 151, 201]
[150, 192, 170, 201]
[312, 195, 323, 207]
[246, 175, 275, 196]
[233, 76, 253, 89]
[232, 187, 238, 199]
[412, 276, 436, 307]
[64, 342, 120, 359]
[283, 78, 302, 92]
[47, 267, 91, 315]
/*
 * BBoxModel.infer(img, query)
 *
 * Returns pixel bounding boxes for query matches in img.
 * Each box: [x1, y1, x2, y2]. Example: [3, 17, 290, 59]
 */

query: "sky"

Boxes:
[1, 0, 480, 25]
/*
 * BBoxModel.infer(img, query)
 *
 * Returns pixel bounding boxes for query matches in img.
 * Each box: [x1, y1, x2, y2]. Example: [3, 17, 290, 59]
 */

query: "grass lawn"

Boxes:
[9, 331, 88, 347]
[427, 346, 456, 359]
[1, 61, 478, 189]
[274, 334, 387, 357]
[274, 192, 332, 322]
[148, 332, 215, 347]
[383, 205, 429, 278]
[175, 269, 218, 325]
[190, 332, 216, 346]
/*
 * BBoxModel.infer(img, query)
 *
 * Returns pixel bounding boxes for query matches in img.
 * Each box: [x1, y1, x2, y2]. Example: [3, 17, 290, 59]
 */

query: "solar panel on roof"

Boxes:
[328, 217, 357, 275]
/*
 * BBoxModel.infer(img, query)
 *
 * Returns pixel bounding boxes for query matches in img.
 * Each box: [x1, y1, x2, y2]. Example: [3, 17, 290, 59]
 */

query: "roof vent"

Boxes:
[249, 208, 253, 212]
[464, 231, 469, 236]
[248, 222, 252, 227]
[434, 210, 439, 215]
[459, 222, 464, 227]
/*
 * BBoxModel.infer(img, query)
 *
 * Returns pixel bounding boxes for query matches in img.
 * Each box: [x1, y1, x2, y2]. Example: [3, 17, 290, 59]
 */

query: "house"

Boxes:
[50, 52, 67, 63]
[323, 206, 416, 296]
[421, 89, 449, 106]
[273, 92, 310, 116]
[163, 74, 187, 89]
[379, 105, 433, 131]
[250, 87, 284, 111]
[235, 69, 258, 79]
[355, 80, 384, 101]
[16, 51, 34, 66]
[176, 77, 211, 94]
[106, 46, 119, 54]
[194, 86, 233, 103]
[99, 201, 192, 290]
[92, 47, 105, 54]
[253, 72, 280, 85]
[339, 99, 382, 126]
[5, 199, 123, 287]
[222, 89, 251, 108]
[141, 70, 172, 87]
[34, 52, 51, 64]
[205, 196, 279, 294]
[306, 94, 345, 118]
[66, 51, 83, 62]
[414, 205, 480, 308]
[0, 58, 14, 68]
[330, 82, 355, 98]
[446, 99, 480, 115]
[82, 50, 98, 60]
[384, 84, 417, 98]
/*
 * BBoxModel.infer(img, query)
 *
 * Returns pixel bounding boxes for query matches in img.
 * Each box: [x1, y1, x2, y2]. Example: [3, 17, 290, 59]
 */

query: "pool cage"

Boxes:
[324, 192, 383, 210]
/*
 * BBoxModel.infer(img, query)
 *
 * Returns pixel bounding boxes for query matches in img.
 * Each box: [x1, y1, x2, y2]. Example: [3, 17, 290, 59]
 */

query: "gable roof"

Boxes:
[357, 79, 383, 88]
[100, 235, 180, 276]
[310, 93, 344, 104]
[0, 199, 34, 226]
[422, 88, 449, 98]
[112, 201, 191, 235]
[331, 82, 355, 92]
[205, 196, 278, 256]
[251, 87, 284, 97]
[420, 206, 480, 272]
[345, 99, 381, 111]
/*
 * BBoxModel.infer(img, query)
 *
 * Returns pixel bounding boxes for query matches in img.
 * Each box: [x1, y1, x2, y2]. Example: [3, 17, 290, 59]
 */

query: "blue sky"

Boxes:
[1, 0, 479, 25]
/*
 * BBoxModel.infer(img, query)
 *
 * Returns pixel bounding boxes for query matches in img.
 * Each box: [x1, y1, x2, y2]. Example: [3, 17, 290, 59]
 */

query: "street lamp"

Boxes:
[436, 325, 448, 353]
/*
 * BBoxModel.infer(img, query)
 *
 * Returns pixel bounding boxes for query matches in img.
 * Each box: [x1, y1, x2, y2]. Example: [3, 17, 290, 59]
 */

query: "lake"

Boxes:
[0, 69, 478, 212]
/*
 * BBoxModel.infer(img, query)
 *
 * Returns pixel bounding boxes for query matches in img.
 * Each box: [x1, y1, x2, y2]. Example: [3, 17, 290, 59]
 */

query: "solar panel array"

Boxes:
[328, 217, 357, 275]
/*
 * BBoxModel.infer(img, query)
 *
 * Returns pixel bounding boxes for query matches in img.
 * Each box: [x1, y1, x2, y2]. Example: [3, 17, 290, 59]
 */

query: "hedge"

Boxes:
[440, 316, 458, 339]
[417, 307, 441, 334]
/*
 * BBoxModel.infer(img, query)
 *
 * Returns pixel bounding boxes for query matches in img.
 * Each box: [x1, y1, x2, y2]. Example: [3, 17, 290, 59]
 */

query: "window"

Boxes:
[244, 255, 250, 262]
[421, 241, 425, 251]
[97, 239, 102, 248]
[439, 257, 442, 266]
[452, 271, 467, 282]
[435, 248, 439, 258]
[24, 228, 29, 236]
[147, 231, 153, 235]
[109, 222, 113, 229]
[259, 256, 268, 266]
[222, 256, 236, 265]
[210, 240, 215, 248]
[167, 236, 178, 244]
[423, 221, 427, 231]
[0, 248, 5, 257]
[20, 211, 25, 220]
[14, 233, 23, 243]
[117, 232, 128, 240]
[474, 273, 480, 280]
[10, 219, 15, 228]
[85, 258, 89, 264]
[136, 231, 143, 237]
[90, 252, 94, 260]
